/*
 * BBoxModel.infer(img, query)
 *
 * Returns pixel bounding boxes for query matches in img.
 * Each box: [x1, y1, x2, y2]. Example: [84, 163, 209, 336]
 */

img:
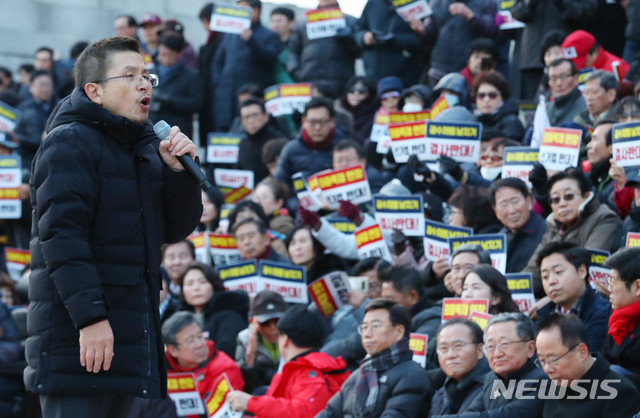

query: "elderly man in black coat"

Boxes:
[24, 36, 202, 417]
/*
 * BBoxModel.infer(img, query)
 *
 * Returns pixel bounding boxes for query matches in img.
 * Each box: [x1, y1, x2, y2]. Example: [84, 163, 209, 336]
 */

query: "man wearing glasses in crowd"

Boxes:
[545, 58, 587, 126]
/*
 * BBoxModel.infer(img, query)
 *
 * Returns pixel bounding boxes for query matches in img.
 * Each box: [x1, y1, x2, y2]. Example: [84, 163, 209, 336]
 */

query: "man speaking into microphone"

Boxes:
[25, 36, 202, 417]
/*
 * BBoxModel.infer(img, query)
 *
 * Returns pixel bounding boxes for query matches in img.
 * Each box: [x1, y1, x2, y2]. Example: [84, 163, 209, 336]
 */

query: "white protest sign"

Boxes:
[355, 224, 392, 262]
[216, 261, 261, 297]
[4, 247, 29, 281]
[214, 168, 254, 191]
[389, 120, 428, 163]
[393, 0, 432, 21]
[539, 127, 582, 171]
[502, 147, 539, 188]
[265, 84, 312, 117]
[207, 133, 242, 164]
[497, 0, 525, 29]
[305, 8, 347, 40]
[587, 249, 610, 291]
[448, 234, 507, 274]
[209, 4, 251, 34]
[308, 271, 351, 317]
[409, 333, 428, 367]
[374, 195, 424, 237]
[612, 121, 640, 167]
[423, 220, 473, 262]
[0, 155, 21, 219]
[187, 233, 211, 264]
[203, 373, 242, 418]
[167, 372, 206, 416]
[209, 234, 242, 267]
[425, 121, 482, 163]
[0, 101, 20, 131]
[259, 260, 308, 304]
[505, 273, 536, 313]
[292, 172, 323, 211]
[316, 165, 372, 210]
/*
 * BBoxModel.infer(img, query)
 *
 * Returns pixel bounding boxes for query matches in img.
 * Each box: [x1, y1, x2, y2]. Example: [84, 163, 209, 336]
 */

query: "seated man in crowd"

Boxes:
[490, 178, 546, 274]
[233, 218, 290, 263]
[430, 319, 490, 416]
[235, 290, 287, 394]
[574, 71, 618, 128]
[441, 313, 546, 417]
[228, 306, 350, 417]
[546, 58, 587, 126]
[602, 247, 640, 387]
[318, 299, 433, 417]
[161, 240, 196, 294]
[536, 313, 640, 416]
[536, 242, 610, 352]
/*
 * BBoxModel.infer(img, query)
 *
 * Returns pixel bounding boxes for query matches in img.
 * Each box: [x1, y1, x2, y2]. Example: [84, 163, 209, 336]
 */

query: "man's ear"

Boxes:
[167, 344, 179, 358]
[84, 83, 103, 105]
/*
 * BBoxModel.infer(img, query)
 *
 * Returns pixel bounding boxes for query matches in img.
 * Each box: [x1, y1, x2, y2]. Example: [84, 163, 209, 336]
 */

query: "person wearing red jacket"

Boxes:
[228, 305, 349, 418]
[562, 30, 630, 80]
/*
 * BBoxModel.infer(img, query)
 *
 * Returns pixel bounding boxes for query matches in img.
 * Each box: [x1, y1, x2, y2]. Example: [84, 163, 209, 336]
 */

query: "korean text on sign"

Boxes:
[612, 121, 640, 167]
[209, 4, 251, 34]
[502, 147, 539, 188]
[317, 165, 372, 209]
[374, 195, 424, 237]
[442, 298, 489, 321]
[423, 220, 473, 262]
[449, 234, 507, 274]
[305, 8, 347, 40]
[425, 121, 482, 163]
[539, 127, 582, 171]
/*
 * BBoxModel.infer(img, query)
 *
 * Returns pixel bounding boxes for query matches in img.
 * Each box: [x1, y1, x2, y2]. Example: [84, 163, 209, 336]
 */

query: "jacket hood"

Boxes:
[289, 351, 348, 373]
[477, 97, 520, 125]
[401, 85, 434, 108]
[166, 339, 217, 372]
[46, 87, 152, 151]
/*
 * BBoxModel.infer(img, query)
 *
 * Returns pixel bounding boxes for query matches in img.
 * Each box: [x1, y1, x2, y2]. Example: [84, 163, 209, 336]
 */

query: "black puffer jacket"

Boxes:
[475, 98, 525, 141]
[24, 88, 202, 398]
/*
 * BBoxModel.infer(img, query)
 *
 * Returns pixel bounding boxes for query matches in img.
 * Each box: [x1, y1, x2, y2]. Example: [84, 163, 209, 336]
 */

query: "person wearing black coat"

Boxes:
[25, 37, 202, 414]
[472, 71, 524, 142]
[337, 76, 379, 145]
[212, 3, 283, 131]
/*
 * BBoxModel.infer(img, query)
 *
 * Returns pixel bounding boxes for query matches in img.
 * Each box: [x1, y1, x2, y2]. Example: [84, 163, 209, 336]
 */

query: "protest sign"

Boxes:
[207, 133, 242, 164]
[209, 234, 242, 267]
[326, 217, 355, 234]
[216, 261, 260, 296]
[389, 110, 431, 125]
[204, 373, 242, 418]
[448, 234, 507, 274]
[305, 8, 347, 40]
[502, 147, 539, 187]
[587, 249, 610, 291]
[539, 127, 582, 171]
[214, 168, 254, 193]
[429, 95, 452, 119]
[423, 220, 473, 262]
[4, 247, 29, 281]
[425, 121, 482, 163]
[469, 311, 492, 331]
[317, 165, 372, 209]
[370, 111, 390, 143]
[223, 186, 251, 204]
[260, 260, 308, 304]
[355, 224, 392, 262]
[265, 83, 312, 117]
[409, 333, 428, 367]
[209, 4, 251, 34]
[627, 232, 640, 248]
[578, 67, 595, 90]
[187, 233, 210, 264]
[167, 372, 206, 417]
[393, 0, 432, 20]
[389, 120, 428, 163]
[308, 271, 351, 317]
[518, 101, 537, 127]
[0, 155, 21, 219]
[218, 205, 232, 234]
[442, 298, 489, 321]
[497, 0, 525, 29]
[292, 172, 323, 211]
[374, 195, 424, 236]
[505, 273, 536, 313]
[0, 101, 20, 131]
[612, 121, 640, 167]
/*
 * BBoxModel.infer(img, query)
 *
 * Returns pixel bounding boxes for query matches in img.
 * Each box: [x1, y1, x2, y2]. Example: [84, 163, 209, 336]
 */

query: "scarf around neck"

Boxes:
[302, 128, 335, 150]
[355, 337, 410, 409]
[608, 299, 640, 345]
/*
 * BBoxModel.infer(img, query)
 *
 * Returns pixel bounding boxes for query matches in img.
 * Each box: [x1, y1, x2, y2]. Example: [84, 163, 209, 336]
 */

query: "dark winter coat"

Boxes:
[237, 123, 287, 184]
[475, 99, 525, 142]
[14, 97, 56, 168]
[149, 60, 202, 139]
[212, 22, 283, 131]
[338, 95, 379, 145]
[503, 210, 546, 274]
[602, 311, 640, 376]
[24, 88, 202, 398]
[429, 358, 490, 416]
[546, 87, 588, 127]
[318, 350, 433, 417]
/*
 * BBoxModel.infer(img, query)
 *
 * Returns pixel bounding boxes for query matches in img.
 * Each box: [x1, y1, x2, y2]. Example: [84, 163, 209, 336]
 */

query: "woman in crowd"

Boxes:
[197, 187, 224, 233]
[447, 185, 502, 234]
[461, 265, 520, 315]
[285, 224, 345, 284]
[338, 76, 379, 145]
[473, 71, 524, 141]
[251, 177, 294, 236]
[176, 262, 249, 357]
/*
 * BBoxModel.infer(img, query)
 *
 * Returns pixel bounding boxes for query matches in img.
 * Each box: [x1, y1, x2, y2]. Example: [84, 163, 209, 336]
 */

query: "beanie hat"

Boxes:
[377, 76, 403, 97]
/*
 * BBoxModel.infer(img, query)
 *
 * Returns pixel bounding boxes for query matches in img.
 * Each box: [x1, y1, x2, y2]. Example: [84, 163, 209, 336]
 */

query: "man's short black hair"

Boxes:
[239, 98, 266, 114]
[351, 257, 391, 276]
[228, 200, 269, 228]
[70, 41, 90, 59]
[237, 83, 263, 99]
[364, 298, 411, 337]
[161, 239, 196, 260]
[239, 0, 262, 10]
[546, 167, 591, 197]
[303, 97, 335, 118]
[19, 64, 35, 74]
[116, 14, 138, 27]
[540, 30, 567, 64]
[199, 3, 214, 21]
[537, 313, 590, 352]
[489, 177, 530, 207]
[467, 38, 499, 63]
[232, 217, 268, 236]
[437, 318, 484, 344]
[451, 244, 492, 266]
[593, 119, 614, 146]
[378, 267, 426, 298]
[549, 58, 578, 76]
[333, 139, 365, 159]
[158, 34, 185, 52]
[277, 305, 325, 348]
[30, 69, 52, 84]
[35, 47, 54, 59]
[271, 7, 294, 21]
[535, 241, 589, 279]
[604, 247, 640, 290]
[262, 138, 288, 166]
[74, 36, 142, 88]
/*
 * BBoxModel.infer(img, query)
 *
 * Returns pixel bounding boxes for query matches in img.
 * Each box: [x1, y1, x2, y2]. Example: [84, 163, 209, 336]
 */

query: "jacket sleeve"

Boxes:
[14, 107, 44, 154]
[247, 377, 335, 418]
[162, 165, 203, 243]
[275, 142, 293, 185]
[379, 369, 433, 417]
[313, 213, 377, 260]
[510, 0, 534, 22]
[315, 391, 345, 418]
[582, 208, 621, 252]
[389, 29, 422, 54]
[160, 74, 203, 115]
[247, 30, 283, 66]
[212, 38, 226, 87]
[287, 27, 304, 80]
[32, 131, 108, 330]
[468, 1, 498, 38]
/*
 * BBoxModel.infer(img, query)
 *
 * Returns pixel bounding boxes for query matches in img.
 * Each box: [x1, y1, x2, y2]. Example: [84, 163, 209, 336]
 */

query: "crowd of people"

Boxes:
[3, 0, 640, 417]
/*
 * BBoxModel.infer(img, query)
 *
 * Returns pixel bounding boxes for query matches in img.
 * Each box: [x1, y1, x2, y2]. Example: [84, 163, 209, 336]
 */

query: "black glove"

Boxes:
[407, 155, 432, 177]
[438, 155, 464, 181]
[528, 162, 548, 193]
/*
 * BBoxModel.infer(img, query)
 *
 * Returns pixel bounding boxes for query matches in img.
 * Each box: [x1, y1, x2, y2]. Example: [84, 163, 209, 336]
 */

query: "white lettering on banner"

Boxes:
[396, 0, 432, 21]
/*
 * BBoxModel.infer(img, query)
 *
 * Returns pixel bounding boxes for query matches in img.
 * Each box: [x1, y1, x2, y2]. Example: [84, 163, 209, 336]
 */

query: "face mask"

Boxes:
[403, 102, 423, 113]
[480, 166, 503, 181]
[443, 93, 459, 107]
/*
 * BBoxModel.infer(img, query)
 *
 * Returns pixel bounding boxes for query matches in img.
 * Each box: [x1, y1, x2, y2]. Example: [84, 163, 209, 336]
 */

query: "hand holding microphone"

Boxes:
[153, 120, 212, 190]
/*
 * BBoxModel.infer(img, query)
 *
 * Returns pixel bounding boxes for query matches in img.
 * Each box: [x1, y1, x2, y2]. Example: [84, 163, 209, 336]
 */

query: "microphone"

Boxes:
[153, 120, 212, 191]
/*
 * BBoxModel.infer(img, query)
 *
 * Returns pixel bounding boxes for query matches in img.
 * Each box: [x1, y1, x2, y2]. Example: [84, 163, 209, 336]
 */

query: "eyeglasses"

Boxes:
[358, 322, 395, 334]
[496, 196, 524, 209]
[381, 91, 400, 101]
[550, 193, 577, 205]
[176, 331, 209, 347]
[548, 73, 574, 83]
[479, 154, 502, 162]
[305, 118, 331, 127]
[95, 72, 159, 87]
[607, 274, 621, 286]
[477, 91, 499, 100]
[349, 87, 368, 95]
[436, 342, 475, 356]
[539, 344, 578, 368]
[483, 340, 530, 354]
[619, 110, 640, 120]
